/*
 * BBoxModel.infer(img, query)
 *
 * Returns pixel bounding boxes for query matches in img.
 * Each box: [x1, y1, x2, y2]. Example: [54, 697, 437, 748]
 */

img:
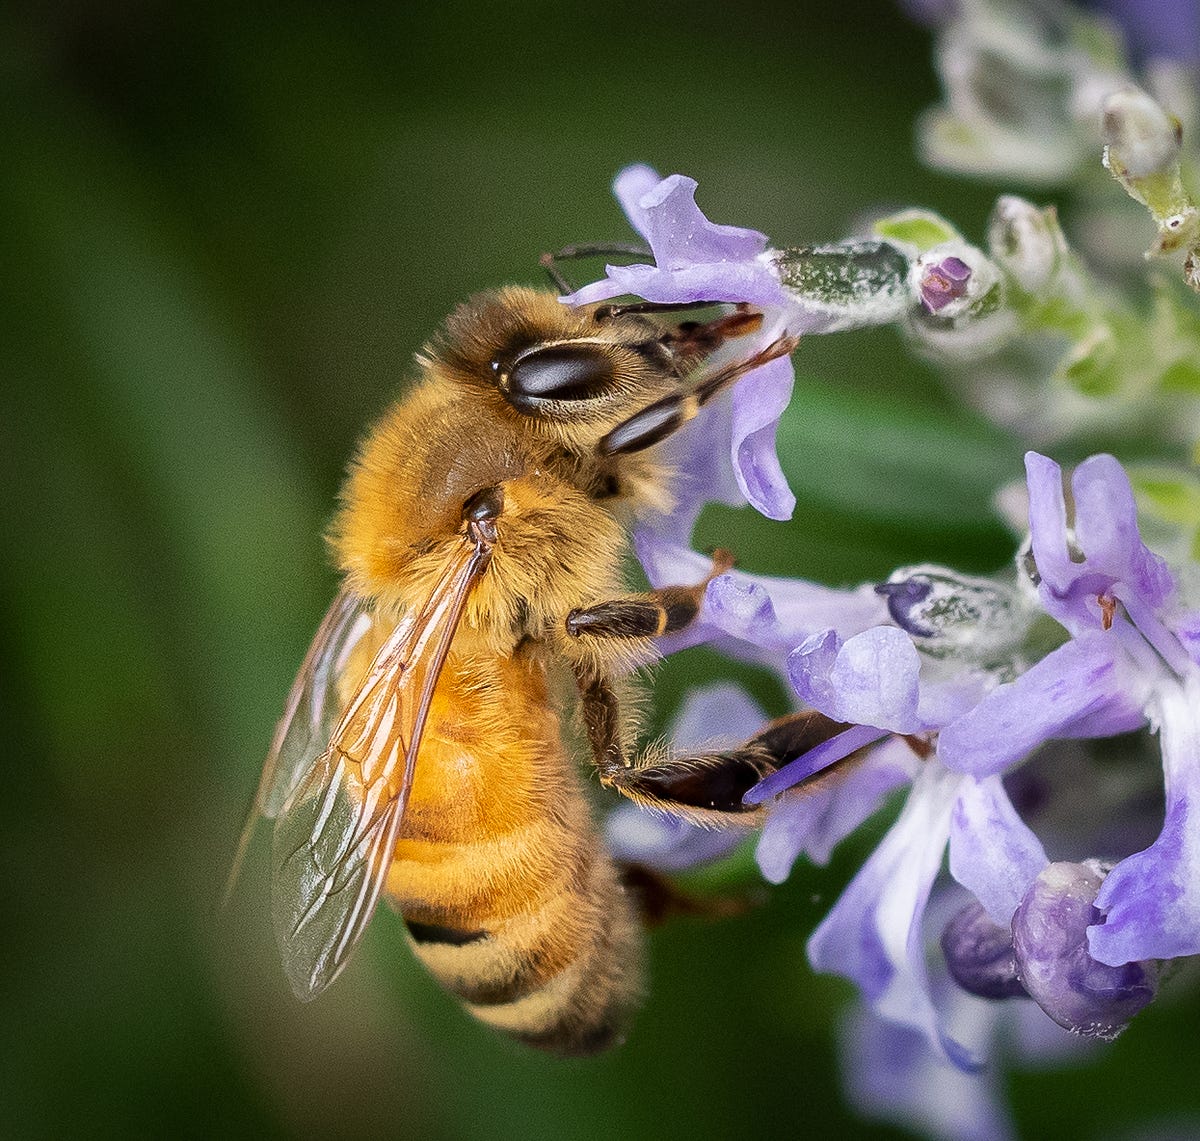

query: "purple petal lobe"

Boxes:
[941, 901, 1027, 1000]
[790, 627, 924, 733]
[948, 775, 1047, 923]
[1024, 452, 1075, 596]
[1071, 454, 1175, 610]
[1090, 674, 1200, 964]
[809, 766, 979, 1068]
[937, 636, 1139, 776]
[630, 172, 768, 269]
[919, 256, 972, 313]
[1013, 861, 1158, 1038]
[612, 163, 662, 229]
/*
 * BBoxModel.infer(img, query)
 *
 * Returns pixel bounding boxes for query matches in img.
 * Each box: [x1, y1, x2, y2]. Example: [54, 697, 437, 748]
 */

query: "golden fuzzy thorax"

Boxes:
[325, 287, 686, 1054]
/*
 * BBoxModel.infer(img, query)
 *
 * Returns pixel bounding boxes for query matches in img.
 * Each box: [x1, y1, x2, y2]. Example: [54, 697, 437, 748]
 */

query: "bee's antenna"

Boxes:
[539, 242, 651, 294]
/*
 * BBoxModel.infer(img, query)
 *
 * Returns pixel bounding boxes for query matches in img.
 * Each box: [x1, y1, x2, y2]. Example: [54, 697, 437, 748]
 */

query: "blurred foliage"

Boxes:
[3, 2, 1198, 1139]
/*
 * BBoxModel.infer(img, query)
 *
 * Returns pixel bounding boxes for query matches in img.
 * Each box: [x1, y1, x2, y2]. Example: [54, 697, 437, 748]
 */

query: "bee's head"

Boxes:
[428, 286, 760, 457]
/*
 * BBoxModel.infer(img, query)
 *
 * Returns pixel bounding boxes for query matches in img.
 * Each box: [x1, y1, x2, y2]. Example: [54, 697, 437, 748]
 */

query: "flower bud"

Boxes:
[941, 900, 1027, 1000]
[987, 195, 1068, 294]
[876, 565, 1032, 664]
[1102, 86, 1182, 179]
[772, 240, 912, 332]
[1012, 860, 1159, 1039]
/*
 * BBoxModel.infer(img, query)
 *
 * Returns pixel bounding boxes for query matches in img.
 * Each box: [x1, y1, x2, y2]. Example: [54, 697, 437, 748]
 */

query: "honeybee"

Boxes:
[242, 276, 844, 1055]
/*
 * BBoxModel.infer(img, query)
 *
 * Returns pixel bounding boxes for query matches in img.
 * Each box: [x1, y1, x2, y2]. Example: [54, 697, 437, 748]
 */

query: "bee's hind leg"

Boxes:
[574, 662, 850, 823]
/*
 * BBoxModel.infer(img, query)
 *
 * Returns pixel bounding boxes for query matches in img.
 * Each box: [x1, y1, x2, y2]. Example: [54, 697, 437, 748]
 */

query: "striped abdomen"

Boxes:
[382, 649, 643, 1055]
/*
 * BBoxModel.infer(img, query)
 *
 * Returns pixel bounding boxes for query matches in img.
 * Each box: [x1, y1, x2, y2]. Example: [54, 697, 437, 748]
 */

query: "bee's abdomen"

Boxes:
[391, 821, 642, 1056]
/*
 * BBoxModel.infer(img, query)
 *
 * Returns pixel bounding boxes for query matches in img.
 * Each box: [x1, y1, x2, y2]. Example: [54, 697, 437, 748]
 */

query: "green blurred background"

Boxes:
[4, 2, 1198, 1138]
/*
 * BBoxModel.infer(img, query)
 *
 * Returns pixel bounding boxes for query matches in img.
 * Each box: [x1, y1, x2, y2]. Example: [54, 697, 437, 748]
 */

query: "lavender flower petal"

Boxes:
[605, 803, 748, 871]
[729, 354, 797, 520]
[948, 775, 1048, 923]
[789, 627, 924, 733]
[1024, 452, 1078, 601]
[1071, 454, 1175, 611]
[1092, 0, 1200, 65]
[808, 765, 979, 1068]
[1013, 861, 1159, 1038]
[1090, 674, 1200, 964]
[633, 529, 889, 660]
[937, 635, 1145, 776]
[747, 723, 889, 805]
[617, 167, 768, 269]
[838, 1005, 1016, 1141]
[565, 165, 785, 308]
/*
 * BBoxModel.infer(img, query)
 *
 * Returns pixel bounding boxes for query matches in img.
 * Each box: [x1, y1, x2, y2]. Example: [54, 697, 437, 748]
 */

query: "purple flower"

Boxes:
[840, 887, 1091, 1141]
[1090, 0, 1200, 66]
[768, 449, 1200, 1066]
[940, 453, 1200, 967]
[565, 165, 797, 521]
[565, 167, 915, 523]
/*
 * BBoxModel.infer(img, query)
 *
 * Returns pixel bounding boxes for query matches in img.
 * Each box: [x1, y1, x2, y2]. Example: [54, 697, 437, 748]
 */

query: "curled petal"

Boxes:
[937, 635, 1145, 776]
[730, 354, 797, 520]
[1090, 673, 1200, 964]
[1024, 452, 1076, 597]
[790, 627, 924, 733]
[620, 169, 768, 270]
[566, 166, 785, 309]
[948, 775, 1047, 923]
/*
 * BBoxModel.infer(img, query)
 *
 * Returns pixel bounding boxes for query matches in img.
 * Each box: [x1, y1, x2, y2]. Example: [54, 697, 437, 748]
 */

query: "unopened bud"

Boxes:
[941, 900, 1027, 1000]
[1103, 87, 1182, 178]
[876, 565, 1032, 663]
[987, 196, 1068, 293]
[1012, 860, 1159, 1039]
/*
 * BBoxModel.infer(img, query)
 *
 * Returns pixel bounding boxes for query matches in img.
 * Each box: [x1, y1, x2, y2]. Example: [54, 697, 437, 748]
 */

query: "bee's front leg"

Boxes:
[564, 549, 733, 641]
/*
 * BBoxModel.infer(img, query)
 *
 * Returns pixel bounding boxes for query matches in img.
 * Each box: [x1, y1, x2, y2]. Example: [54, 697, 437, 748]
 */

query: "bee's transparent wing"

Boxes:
[271, 538, 489, 1000]
[258, 589, 374, 819]
[223, 589, 374, 906]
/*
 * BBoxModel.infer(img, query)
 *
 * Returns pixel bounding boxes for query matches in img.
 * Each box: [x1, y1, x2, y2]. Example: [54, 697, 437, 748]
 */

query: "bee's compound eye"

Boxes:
[505, 343, 616, 408]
